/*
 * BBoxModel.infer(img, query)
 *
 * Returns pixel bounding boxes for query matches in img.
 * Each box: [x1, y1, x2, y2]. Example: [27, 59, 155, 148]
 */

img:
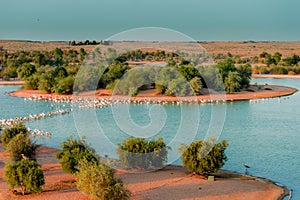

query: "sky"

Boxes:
[0, 0, 299, 41]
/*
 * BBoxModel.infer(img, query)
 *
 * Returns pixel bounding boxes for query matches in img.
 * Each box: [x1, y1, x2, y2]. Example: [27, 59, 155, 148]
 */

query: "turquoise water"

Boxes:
[0, 78, 299, 198]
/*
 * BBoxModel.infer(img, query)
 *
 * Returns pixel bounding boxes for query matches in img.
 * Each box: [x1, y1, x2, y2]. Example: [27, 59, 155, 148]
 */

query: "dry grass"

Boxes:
[1, 40, 300, 58]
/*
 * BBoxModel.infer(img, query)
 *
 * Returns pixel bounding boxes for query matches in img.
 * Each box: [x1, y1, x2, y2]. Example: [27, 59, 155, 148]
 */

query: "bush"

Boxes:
[6, 133, 37, 162]
[116, 137, 169, 169]
[56, 137, 98, 174]
[76, 159, 130, 200]
[4, 159, 45, 195]
[179, 139, 228, 175]
[1, 122, 28, 149]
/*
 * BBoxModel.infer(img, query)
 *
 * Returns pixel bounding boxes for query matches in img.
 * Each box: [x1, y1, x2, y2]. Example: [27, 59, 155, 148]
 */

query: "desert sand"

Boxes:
[0, 144, 288, 200]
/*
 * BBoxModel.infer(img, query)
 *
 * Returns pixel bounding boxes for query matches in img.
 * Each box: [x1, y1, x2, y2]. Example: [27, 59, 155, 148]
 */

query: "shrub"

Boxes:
[1, 122, 28, 149]
[116, 137, 169, 169]
[56, 137, 98, 174]
[4, 159, 45, 195]
[179, 139, 228, 175]
[76, 159, 130, 200]
[6, 133, 37, 162]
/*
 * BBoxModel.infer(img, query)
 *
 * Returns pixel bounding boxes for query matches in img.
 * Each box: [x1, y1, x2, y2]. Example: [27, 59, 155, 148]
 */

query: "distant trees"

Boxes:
[17, 63, 36, 80]
[179, 139, 228, 175]
[190, 77, 203, 95]
[216, 59, 252, 93]
[225, 71, 242, 93]
[237, 63, 252, 88]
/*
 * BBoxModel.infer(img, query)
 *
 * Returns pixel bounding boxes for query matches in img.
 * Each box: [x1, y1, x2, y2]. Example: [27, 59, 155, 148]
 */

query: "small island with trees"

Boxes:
[0, 41, 297, 101]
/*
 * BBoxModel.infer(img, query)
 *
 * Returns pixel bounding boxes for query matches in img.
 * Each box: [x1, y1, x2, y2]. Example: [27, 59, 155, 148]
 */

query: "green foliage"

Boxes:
[53, 48, 63, 63]
[56, 137, 98, 174]
[6, 133, 37, 162]
[252, 65, 270, 74]
[53, 76, 75, 94]
[116, 137, 169, 169]
[225, 71, 242, 93]
[53, 66, 68, 79]
[4, 159, 45, 195]
[17, 63, 36, 80]
[237, 63, 252, 88]
[24, 74, 39, 90]
[167, 77, 193, 96]
[74, 65, 105, 92]
[283, 54, 300, 66]
[101, 63, 130, 87]
[177, 65, 201, 81]
[270, 65, 288, 74]
[179, 139, 228, 175]
[216, 59, 236, 81]
[38, 72, 55, 93]
[76, 159, 130, 200]
[1, 122, 28, 149]
[190, 77, 203, 95]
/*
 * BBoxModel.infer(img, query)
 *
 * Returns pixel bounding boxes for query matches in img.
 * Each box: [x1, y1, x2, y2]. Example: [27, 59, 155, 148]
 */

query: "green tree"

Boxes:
[24, 74, 39, 90]
[56, 137, 98, 174]
[79, 48, 86, 61]
[4, 159, 45, 195]
[1, 122, 28, 149]
[273, 52, 282, 65]
[225, 71, 242, 93]
[53, 48, 63, 63]
[38, 72, 55, 93]
[177, 65, 201, 81]
[53, 76, 75, 94]
[216, 59, 236, 81]
[76, 159, 130, 200]
[116, 137, 169, 169]
[6, 133, 37, 162]
[179, 139, 228, 175]
[167, 77, 193, 97]
[190, 77, 203, 95]
[17, 63, 36, 80]
[237, 63, 252, 88]
[53, 66, 68, 79]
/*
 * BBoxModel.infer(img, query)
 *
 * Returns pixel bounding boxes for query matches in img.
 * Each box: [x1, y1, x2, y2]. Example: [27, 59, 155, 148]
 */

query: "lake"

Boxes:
[0, 78, 299, 199]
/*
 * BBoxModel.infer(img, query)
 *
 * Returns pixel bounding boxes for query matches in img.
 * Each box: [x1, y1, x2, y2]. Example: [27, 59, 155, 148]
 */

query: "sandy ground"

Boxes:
[1, 40, 300, 58]
[0, 144, 288, 200]
[8, 84, 298, 103]
[0, 80, 25, 85]
[252, 74, 300, 79]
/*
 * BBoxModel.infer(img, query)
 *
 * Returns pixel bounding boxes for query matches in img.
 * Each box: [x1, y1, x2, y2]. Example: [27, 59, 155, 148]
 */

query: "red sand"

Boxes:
[8, 84, 297, 102]
[0, 144, 288, 200]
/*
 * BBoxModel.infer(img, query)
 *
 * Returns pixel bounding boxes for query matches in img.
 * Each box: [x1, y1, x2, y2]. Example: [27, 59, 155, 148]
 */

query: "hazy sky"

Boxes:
[0, 0, 299, 41]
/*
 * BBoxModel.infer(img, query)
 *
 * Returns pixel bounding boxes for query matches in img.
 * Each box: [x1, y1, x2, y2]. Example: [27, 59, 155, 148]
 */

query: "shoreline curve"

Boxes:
[7, 85, 298, 103]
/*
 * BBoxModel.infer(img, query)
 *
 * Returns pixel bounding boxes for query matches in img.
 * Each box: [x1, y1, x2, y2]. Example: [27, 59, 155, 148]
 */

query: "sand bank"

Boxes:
[0, 144, 289, 200]
[252, 74, 300, 79]
[0, 80, 25, 86]
[8, 85, 297, 103]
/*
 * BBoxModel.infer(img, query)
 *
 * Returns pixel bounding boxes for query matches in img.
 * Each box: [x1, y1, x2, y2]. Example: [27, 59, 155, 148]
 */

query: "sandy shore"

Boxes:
[252, 74, 300, 79]
[0, 144, 289, 200]
[0, 80, 25, 86]
[8, 84, 298, 103]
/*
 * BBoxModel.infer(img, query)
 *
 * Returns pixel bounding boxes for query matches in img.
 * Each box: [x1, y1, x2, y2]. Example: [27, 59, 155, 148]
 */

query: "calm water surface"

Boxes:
[0, 78, 299, 198]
